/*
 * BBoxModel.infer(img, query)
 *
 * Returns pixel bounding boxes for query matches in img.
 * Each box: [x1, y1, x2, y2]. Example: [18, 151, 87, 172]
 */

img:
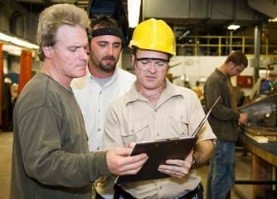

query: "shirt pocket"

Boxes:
[122, 120, 150, 146]
[169, 115, 190, 137]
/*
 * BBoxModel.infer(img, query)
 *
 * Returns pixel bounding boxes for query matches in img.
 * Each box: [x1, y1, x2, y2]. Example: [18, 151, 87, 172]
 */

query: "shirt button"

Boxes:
[99, 91, 102, 94]
[97, 128, 101, 131]
[159, 186, 162, 190]
[97, 147, 100, 150]
[98, 109, 100, 112]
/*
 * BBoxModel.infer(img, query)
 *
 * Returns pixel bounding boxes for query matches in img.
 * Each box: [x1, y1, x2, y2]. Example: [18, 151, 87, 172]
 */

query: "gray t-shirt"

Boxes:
[10, 73, 109, 199]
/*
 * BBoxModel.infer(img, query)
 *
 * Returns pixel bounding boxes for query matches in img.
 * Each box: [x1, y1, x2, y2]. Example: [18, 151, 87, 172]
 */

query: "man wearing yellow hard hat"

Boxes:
[101, 18, 216, 199]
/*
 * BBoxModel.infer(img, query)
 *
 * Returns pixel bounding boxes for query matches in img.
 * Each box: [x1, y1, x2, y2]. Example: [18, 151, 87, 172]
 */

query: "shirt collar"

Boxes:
[87, 67, 120, 85]
[215, 68, 229, 80]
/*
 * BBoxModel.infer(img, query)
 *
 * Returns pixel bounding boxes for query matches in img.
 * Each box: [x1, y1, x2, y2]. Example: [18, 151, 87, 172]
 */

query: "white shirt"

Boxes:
[71, 67, 136, 151]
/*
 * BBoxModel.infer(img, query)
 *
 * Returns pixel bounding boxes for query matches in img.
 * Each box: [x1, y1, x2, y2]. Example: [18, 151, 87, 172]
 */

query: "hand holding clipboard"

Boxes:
[116, 96, 220, 184]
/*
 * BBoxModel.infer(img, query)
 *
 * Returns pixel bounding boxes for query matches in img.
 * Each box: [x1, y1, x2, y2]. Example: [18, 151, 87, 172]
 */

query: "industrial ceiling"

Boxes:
[1, 0, 277, 53]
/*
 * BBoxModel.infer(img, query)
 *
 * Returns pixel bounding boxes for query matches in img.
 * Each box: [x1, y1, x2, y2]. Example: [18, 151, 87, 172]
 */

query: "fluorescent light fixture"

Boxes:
[2, 44, 37, 57]
[2, 44, 22, 56]
[227, 24, 241, 30]
[0, 32, 39, 50]
[128, 0, 141, 28]
[269, 17, 277, 22]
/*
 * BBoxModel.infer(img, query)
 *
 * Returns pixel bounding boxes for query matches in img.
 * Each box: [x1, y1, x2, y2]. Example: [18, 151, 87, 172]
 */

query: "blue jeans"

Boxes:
[206, 140, 236, 199]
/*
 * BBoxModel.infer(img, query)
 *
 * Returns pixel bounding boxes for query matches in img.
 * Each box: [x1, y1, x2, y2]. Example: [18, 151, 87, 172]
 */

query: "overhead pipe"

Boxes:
[253, 25, 261, 82]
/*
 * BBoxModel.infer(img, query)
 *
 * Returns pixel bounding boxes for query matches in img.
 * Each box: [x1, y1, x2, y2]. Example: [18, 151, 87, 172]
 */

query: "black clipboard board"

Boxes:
[116, 96, 220, 184]
[115, 137, 197, 184]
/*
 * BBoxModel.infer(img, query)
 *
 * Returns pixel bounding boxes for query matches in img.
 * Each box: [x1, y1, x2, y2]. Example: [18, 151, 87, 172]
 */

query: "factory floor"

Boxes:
[0, 131, 253, 199]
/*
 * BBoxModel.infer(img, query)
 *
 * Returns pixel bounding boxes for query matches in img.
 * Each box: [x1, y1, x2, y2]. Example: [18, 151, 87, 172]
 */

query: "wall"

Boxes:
[168, 54, 277, 97]
[168, 55, 268, 97]
[169, 55, 253, 78]
[0, 0, 37, 43]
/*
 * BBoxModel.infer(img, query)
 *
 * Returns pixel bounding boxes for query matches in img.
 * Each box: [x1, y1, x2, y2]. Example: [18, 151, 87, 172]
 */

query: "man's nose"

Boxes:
[148, 62, 157, 73]
[107, 46, 114, 55]
[80, 48, 89, 60]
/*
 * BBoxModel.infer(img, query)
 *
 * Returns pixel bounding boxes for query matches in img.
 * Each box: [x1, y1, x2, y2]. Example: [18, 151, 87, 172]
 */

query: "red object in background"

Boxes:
[237, 75, 253, 88]
[18, 50, 32, 94]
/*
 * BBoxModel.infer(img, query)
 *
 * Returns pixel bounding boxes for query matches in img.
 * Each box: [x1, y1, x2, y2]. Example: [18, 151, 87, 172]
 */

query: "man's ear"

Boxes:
[42, 46, 54, 59]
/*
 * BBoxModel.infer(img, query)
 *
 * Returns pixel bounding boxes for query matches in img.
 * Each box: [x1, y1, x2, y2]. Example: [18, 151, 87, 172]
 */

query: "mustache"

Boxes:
[102, 56, 116, 61]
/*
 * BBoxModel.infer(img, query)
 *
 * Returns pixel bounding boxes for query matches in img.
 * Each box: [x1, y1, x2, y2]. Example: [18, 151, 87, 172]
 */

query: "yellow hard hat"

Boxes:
[129, 18, 176, 55]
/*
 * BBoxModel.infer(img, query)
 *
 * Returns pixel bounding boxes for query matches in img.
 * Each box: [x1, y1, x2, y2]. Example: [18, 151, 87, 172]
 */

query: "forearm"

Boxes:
[192, 140, 215, 168]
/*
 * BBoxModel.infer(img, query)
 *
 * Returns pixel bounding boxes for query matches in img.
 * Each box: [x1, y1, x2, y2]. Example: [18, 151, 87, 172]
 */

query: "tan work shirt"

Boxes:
[102, 80, 216, 198]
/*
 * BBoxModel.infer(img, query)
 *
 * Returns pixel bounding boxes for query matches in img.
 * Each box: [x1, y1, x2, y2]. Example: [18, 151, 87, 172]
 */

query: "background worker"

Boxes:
[10, 4, 147, 199]
[102, 18, 216, 199]
[71, 16, 135, 152]
[204, 51, 248, 199]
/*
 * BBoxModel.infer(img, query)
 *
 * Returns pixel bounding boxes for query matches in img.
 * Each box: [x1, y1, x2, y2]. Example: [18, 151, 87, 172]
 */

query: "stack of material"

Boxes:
[245, 126, 277, 143]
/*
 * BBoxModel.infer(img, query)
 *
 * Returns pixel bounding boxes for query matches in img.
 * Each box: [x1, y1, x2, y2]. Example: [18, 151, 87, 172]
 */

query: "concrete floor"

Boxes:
[0, 131, 253, 199]
[0, 132, 12, 199]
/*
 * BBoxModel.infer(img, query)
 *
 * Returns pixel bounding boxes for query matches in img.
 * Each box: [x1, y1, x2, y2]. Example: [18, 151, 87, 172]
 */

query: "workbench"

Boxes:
[238, 128, 277, 199]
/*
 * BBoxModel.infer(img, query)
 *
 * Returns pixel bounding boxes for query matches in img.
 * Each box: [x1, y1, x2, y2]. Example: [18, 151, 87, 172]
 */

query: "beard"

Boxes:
[98, 55, 117, 73]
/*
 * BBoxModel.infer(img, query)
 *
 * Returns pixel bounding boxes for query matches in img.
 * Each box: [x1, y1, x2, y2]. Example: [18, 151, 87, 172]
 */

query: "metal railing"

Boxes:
[176, 35, 277, 56]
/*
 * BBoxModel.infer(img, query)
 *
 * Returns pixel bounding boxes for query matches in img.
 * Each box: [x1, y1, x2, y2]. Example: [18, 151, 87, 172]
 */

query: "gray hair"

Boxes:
[37, 4, 90, 61]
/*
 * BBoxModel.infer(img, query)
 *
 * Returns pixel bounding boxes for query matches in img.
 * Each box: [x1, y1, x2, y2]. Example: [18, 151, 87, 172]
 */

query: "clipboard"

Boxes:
[115, 137, 197, 184]
[116, 96, 220, 184]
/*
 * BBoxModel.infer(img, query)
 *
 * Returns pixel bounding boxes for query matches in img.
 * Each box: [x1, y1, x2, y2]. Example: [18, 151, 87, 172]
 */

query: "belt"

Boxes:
[114, 184, 203, 199]
[177, 184, 203, 199]
[114, 184, 136, 199]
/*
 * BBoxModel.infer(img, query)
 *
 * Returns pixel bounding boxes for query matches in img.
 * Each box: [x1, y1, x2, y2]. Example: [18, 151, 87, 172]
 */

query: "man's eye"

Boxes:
[140, 60, 150, 65]
[113, 44, 121, 49]
[98, 42, 107, 47]
[69, 47, 77, 52]
[156, 61, 166, 67]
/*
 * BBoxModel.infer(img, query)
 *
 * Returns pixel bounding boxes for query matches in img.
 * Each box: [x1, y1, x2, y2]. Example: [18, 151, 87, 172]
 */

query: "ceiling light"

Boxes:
[2, 44, 22, 56]
[268, 17, 277, 22]
[227, 24, 241, 30]
[0, 32, 39, 50]
[128, 0, 141, 28]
